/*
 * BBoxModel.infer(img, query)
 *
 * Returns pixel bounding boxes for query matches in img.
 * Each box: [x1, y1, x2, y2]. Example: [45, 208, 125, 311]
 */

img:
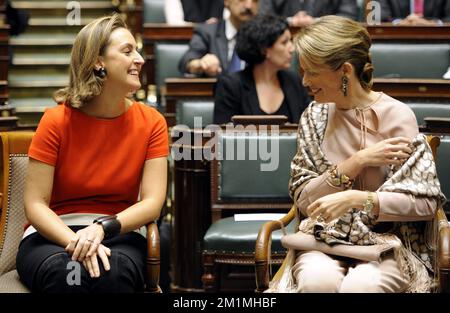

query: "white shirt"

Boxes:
[225, 17, 245, 70]
[225, 17, 238, 61]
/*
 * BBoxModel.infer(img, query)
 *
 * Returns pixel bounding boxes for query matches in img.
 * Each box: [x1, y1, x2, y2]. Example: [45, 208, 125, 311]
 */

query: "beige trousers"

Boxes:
[292, 250, 409, 293]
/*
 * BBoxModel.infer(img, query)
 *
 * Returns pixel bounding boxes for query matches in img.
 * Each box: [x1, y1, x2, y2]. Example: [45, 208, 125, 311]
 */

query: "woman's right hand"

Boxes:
[82, 244, 111, 278]
[356, 137, 413, 167]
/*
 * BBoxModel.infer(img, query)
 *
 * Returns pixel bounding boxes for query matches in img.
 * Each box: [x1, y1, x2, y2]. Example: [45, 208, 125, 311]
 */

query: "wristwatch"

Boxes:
[93, 215, 121, 240]
[363, 192, 374, 215]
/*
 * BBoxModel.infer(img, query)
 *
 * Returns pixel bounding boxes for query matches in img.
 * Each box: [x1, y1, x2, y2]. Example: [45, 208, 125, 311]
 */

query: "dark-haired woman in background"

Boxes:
[213, 14, 310, 125]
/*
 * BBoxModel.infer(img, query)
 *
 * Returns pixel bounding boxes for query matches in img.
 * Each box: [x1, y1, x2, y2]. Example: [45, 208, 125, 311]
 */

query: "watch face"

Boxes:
[364, 201, 374, 213]
[332, 177, 341, 186]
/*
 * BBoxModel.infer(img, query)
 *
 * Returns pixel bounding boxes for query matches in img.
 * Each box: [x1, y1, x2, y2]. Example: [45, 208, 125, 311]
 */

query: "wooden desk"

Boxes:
[372, 78, 450, 100]
[366, 24, 450, 41]
[171, 127, 213, 292]
[164, 77, 450, 125]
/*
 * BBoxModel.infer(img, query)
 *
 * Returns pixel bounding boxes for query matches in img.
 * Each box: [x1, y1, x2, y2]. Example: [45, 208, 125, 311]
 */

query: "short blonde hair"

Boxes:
[295, 15, 373, 91]
[53, 13, 128, 108]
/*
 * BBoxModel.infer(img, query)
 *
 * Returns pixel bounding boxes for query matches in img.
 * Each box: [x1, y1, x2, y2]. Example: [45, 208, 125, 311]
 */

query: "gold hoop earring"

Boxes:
[341, 76, 348, 97]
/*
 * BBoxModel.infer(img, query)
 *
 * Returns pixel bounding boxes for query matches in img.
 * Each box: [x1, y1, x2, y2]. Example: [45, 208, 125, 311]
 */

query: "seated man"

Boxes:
[259, 0, 358, 27]
[178, 0, 259, 77]
[379, 0, 450, 25]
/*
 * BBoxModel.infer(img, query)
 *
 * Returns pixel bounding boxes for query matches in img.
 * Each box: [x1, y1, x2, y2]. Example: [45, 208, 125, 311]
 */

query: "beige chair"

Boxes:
[255, 135, 450, 292]
[0, 132, 162, 293]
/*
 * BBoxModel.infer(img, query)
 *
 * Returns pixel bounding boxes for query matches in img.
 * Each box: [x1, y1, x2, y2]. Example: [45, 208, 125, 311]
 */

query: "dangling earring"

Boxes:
[341, 75, 348, 97]
[94, 67, 107, 78]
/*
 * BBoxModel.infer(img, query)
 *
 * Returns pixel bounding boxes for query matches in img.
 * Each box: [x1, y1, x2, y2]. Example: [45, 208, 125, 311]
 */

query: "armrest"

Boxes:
[146, 221, 161, 293]
[255, 205, 297, 292]
[437, 207, 450, 293]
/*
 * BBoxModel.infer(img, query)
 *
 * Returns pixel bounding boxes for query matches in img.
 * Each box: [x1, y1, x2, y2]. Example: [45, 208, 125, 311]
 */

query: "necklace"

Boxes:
[355, 92, 383, 111]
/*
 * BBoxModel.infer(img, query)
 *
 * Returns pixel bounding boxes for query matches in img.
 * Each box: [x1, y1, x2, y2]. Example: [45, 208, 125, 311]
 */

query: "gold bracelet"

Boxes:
[328, 165, 354, 189]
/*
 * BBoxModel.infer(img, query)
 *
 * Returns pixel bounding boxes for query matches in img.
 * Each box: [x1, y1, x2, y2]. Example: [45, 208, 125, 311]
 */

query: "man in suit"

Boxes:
[259, 0, 358, 27]
[178, 0, 259, 77]
[379, 0, 450, 25]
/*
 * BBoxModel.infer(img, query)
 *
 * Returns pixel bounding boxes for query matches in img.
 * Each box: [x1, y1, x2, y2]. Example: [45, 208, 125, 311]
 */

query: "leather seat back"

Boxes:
[371, 43, 450, 78]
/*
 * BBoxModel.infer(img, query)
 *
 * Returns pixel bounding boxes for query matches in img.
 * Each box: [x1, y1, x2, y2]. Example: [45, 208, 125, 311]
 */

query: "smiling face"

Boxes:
[299, 55, 343, 104]
[97, 27, 145, 93]
[265, 29, 294, 70]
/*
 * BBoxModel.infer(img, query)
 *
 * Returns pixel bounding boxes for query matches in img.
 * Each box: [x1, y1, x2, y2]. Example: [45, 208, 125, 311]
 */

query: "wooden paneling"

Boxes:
[372, 78, 450, 100]
[366, 24, 450, 41]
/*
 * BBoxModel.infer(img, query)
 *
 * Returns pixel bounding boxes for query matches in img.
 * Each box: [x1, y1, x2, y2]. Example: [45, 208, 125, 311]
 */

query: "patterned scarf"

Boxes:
[269, 102, 446, 293]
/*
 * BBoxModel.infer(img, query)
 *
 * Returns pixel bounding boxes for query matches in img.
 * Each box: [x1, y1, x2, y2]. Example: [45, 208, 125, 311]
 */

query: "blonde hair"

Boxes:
[295, 15, 373, 91]
[53, 13, 128, 108]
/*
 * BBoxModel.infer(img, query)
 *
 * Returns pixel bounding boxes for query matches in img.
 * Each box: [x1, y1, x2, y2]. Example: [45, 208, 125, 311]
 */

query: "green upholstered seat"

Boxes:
[406, 103, 450, 126]
[143, 0, 166, 23]
[205, 131, 297, 249]
[176, 100, 214, 128]
[217, 132, 297, 200]
[371, 43, 450, 78]
[154, 43, 189, 89]
[202, 129, 298, 291]
[203, 217, 295, 254]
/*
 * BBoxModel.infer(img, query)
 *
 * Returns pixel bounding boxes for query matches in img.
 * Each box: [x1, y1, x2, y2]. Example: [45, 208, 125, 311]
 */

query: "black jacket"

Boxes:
[178, 19, 229, 75]
[379, 0, 450, 22]
[213, 67, 311, 125]
[180, 0, 224, 23]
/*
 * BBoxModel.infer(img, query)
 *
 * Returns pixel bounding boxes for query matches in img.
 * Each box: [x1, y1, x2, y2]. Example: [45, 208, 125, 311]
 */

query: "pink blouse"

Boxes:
[297, 93, 437, 222]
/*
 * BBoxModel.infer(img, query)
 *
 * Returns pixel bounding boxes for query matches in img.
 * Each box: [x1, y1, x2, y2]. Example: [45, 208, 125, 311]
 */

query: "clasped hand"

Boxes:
[65, 224, 110, 278]
[356, 136, 412, 168]
[199, 54, 222, 76]
[306, 137, 412, 223]
[306, 190, 361, 224]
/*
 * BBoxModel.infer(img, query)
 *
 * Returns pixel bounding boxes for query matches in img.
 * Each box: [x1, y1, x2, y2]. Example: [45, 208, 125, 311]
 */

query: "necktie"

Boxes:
[228, 48, 241, 73]
[413, 0, 424, 16]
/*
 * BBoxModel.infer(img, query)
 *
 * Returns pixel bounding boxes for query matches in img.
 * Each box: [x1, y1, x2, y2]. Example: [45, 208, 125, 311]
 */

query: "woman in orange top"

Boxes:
[16, 14, 169, 292]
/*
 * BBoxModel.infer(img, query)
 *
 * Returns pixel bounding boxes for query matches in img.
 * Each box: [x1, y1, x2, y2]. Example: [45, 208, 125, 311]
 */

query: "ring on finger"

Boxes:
[317, 214, 325, 223]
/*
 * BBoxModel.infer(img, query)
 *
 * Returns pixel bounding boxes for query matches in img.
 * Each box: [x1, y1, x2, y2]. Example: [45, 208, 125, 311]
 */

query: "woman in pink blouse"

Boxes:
[270, 15, 445, 293]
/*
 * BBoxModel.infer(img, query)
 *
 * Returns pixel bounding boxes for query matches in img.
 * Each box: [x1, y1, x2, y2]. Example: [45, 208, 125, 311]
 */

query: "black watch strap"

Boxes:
[93, 215, 121, 239]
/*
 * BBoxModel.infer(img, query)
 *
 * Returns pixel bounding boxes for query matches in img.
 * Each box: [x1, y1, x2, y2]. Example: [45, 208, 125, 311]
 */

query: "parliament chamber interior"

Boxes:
[0, 0, 449, 294]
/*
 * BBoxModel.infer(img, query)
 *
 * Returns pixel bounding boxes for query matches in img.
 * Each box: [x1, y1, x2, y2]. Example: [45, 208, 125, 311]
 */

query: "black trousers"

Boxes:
[16, 226, 147, 293]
